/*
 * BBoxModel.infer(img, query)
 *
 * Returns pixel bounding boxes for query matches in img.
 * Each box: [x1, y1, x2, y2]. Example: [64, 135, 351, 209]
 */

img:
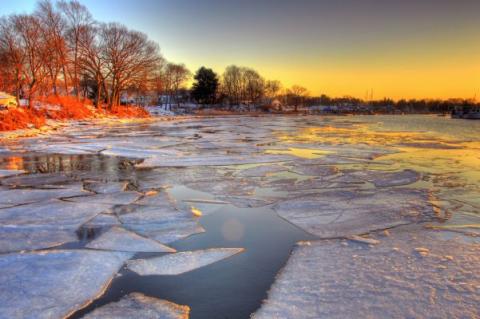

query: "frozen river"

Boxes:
[0, 115, 478, 318]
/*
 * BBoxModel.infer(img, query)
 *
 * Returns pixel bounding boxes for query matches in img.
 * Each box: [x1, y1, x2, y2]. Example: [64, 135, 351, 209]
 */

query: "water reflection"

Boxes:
[0, 153, 131, 175]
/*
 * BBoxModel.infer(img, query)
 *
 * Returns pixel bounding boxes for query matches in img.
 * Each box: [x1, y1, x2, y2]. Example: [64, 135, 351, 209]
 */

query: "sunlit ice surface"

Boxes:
[0, 115, 478, 318]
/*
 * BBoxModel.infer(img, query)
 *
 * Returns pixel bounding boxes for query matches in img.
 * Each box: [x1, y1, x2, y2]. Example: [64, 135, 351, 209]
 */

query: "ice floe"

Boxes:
[127, 248, 244, 276]
[346, 169, 421, 187]
[0, 183, 89, 206]
[84, 181, 128, 194]
[86, 226, 176, 253]
[254, 229, 480, 319]
[0, 199, 111, 252]
[82, 293, 189, 319]
[272, 189, 437, 238]
[64, 191, 141, 206]
[0, 250, 132, 319]
[136, 154, 293, 168]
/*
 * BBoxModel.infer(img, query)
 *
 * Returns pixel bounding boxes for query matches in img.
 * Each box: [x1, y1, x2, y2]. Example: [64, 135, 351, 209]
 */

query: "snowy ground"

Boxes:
[0, 115, 478, 318]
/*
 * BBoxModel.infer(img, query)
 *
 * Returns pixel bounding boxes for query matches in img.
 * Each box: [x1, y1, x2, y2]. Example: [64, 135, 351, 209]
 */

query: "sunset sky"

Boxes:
[4, 0, 480, 100]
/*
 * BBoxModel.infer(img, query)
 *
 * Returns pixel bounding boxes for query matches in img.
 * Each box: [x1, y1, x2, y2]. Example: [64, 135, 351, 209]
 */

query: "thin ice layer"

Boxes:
[82, 293, 189, 319]
[0, 184, 89, 206]
[0, 199, 111, 252]
[127, 248, 244, 275]
[273, 189, 436, 238]
[118, 192, 205, 243]
[86, 226, 176, 253]
[64, 191, 141, 206]
[0, 250, 132, 319]
[136, 154, 293, 168]
[253, 229, 480, 319]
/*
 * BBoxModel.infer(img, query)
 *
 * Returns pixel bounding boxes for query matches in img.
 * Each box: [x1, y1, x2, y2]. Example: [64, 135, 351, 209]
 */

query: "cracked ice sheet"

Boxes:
[117, 191, 205, 244]
[344, 169, 421, 187]
[136, 154, 294, 168]
[272, 189, 437, 238]
[86, 226, 175, 253]
[253, 229, 480, 319]
[101, 147, 183, 159]
[0, 183, 89, 206]
[64, 191, 142, 206]
[0, 199, 111, 252]
[127, 248, 244, 276]
[0, 250, 132, 319]
[83, 293, 189, 319]
[235, 164, 287, 177]
[84, 181, 128, 194]
[119, 205, 205, 244]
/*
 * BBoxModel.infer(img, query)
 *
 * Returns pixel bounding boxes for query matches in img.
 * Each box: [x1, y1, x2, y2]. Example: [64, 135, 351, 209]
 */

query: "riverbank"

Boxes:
[0, 96, 152, 134]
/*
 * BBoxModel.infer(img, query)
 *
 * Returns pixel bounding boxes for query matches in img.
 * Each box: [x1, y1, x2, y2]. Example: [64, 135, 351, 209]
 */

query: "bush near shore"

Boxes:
[0, 96, 150, 132]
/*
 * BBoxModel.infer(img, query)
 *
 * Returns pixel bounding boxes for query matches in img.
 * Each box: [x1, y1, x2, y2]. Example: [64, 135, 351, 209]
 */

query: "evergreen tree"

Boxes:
[191, 67, 219, 105]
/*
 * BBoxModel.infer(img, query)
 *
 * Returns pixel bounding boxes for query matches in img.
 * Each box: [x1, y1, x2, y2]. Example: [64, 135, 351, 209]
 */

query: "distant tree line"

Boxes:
[305, 95, 479, 113]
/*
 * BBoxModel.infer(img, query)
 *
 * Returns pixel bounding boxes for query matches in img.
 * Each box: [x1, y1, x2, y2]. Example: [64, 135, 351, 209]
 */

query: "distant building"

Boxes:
[0, 92, 17, 110]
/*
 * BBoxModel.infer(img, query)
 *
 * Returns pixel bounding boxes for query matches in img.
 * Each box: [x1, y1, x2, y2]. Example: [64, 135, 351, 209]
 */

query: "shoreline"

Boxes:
[0, 112, 455, 141]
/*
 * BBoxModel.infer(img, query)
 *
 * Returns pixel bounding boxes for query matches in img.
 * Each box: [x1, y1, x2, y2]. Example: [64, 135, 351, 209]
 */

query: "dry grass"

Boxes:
[0, 108, 46, 131]
[0, 95, 150, 132]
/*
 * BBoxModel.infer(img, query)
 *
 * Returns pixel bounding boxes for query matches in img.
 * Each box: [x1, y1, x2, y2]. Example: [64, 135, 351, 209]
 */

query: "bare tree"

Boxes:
[78, 24, 109, 107]
[164, 63, 190, 108]
[243, 68, 264, 109]
[222, 65, 243, 106]
[12, 14, 45, 108]
[0, 17, 26, 105]
[36, 0, 69, 95]
[59, 0, 93, 98]
[288, 85, 309, 112]
[100, 23, 161, 108]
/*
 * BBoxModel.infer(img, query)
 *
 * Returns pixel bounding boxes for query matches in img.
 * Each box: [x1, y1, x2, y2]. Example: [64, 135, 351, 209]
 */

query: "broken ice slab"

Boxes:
[0, 199, 111, 228]
[84, 214, 121, 228]
[272, 189, 437, 238]
[100, 147, 183, 159]
[82, 293, 189, 319]
[84, 181, 128, 194]
[287, 164, 338, 177]
[127, 248, 244, 276]
[235, 164, 287, 177]
[135, 154, 294, 168]
[0, 169, 25, 178]
[120, 207, 205, 244]
[346, 169, 421, 187]
[0, 183, 89, 206]
[0, 172, 74, 187]
[0, 199, 112, 252]
[253, 229, 480, 319]
[0, 250, 132, 319]
[0, 225, 76, 253]
[86, 226, 176, 253]
[64, 191, 142, 206]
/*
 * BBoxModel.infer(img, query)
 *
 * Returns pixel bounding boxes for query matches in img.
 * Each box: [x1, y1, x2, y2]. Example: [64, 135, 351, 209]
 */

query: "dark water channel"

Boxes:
[0, 152, 315, 319]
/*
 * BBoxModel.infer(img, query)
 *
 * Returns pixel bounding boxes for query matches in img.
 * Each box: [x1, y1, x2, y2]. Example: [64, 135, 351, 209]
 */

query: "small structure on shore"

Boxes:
[0, 92, 17, 110]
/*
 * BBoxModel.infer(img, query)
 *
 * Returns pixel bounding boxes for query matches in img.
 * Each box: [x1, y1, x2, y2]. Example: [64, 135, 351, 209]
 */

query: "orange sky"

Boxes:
[5, 0, 480, 100]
